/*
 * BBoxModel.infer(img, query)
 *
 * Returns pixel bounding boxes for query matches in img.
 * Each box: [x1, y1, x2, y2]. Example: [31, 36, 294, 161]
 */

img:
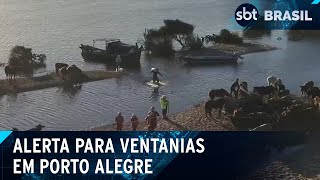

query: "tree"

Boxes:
[163, 19, 194, 48]
[8, 46, 46, 74]
[185, 35, 204, 50]
[142, 29, 174, 57]
[8, 46, 33, 67]
[204, 29, 243, 45]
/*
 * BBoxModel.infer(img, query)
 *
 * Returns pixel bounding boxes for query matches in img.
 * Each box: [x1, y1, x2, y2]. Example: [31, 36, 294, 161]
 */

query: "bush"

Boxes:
[8, 46, 46, 74]
[205, 29, 244, 45]
[185, 35, 204, 50]
[142, 29, 174, 57]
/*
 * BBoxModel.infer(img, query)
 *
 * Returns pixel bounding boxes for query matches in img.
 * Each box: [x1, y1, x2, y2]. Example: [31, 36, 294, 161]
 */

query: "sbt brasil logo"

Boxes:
[235, 3, 312, 27]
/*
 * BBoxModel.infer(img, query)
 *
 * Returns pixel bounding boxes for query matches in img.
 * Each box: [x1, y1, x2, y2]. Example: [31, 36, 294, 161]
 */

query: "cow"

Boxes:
[4, 66, 16, 80]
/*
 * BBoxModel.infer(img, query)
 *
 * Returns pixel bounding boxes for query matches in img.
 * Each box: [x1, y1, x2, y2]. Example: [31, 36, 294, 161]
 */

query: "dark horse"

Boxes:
[205, 98, 226, 118]
[4, 66, 16, 80]
[253, 86, 276, 97]
[230, 79, 240, 97]
[66, 65, 89, 85]
[55, 63, 68, 74]
[209, 88, 231, 100]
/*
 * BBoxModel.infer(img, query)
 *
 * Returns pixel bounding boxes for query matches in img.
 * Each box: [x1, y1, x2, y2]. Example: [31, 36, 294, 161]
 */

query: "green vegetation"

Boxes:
[142, 19, 205, 56]
[143, 20, 246, 57]
[8, 46, 47, 74]
[204, 29, 243, 45]
[143, 28, 174, 56]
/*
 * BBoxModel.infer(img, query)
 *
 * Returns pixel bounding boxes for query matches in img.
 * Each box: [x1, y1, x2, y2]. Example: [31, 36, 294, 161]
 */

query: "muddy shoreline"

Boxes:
[87, 101, 235, 131]
[87, 96, 320, 179]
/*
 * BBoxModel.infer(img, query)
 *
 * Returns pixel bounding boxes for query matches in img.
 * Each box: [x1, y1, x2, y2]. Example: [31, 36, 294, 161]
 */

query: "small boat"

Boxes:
[182, 54, 243, 66]
[80, 38, 143, 67]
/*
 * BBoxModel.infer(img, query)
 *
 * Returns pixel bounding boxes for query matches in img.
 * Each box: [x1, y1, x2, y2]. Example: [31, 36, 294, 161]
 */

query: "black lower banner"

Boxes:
[0, 131, 315, 179]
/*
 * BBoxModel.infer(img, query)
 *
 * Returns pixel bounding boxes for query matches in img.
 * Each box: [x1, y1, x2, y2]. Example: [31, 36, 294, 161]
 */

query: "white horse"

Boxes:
[117, 68, 126, 73]
[267, 76, 281, 86]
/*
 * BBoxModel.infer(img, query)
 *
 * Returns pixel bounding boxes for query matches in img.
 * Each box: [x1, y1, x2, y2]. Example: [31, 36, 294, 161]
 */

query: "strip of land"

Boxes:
[0, 71, 123, 95]
[178, 42, 277, 57]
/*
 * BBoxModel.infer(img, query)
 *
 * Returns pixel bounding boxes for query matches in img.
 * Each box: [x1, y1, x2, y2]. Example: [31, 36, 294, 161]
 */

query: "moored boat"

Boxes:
[80, 39, 143, 67]
[182, 54, 243, 66]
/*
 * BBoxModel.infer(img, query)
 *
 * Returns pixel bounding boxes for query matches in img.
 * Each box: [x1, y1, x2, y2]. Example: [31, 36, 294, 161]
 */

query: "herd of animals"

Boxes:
[204, 76, 320, 131]
[4, 63, 89, 85]
[54, 63, 89, 84]
[3, 63, 320, 131]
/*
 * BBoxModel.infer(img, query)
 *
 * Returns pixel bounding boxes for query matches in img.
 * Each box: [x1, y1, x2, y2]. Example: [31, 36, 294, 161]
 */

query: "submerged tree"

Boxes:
[8, 46, 47, 74]
[142, 19, 203, 56]
[185, 35, 204, 50]
[163, 19, 194, 48]
[204, 29, 243, 45]
[143, 28, 174, 57]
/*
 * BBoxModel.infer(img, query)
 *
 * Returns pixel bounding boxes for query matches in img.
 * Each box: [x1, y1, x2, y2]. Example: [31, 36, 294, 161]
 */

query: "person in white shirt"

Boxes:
[115, 54, 122, 71]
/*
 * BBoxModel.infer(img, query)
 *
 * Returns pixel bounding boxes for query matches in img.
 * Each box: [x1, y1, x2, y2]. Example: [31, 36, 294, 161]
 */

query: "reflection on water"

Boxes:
[0, 0, 319, 130]
[1, 34, 320, 131]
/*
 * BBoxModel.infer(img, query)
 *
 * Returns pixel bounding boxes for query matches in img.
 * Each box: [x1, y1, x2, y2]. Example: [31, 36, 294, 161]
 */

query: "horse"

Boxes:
[240, 81, 248, 90]
[26, 124, 45, 131]
[58, 66, 68, 80]
[306, 87, 320, 99]
[205, 98, 226, 118]
[209, 89, 231, 100]
[300, 81, 314, 97]
[4, 66, 16, 80]
[267, 76, 278, 86]
[55, 63, 68, 74]
[253, 86, 276, 97]
[66, 65, 88, 85]
[230, 79, 240, 97]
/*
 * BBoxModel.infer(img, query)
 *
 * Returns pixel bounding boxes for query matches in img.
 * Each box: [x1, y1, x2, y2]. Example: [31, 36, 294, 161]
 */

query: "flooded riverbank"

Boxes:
[0, 0, 320, 131]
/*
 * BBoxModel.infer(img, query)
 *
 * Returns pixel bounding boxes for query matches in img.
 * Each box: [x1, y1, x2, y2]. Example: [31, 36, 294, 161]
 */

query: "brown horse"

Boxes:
[58, 66, 68, 80]
[300, 81, 314, 97]
[55, 63, 68, 74]
[205, 98, 226, 118]
[66, 65, 88, 85]
[209, 89, 231, 100]
[4, 66, 16, 80]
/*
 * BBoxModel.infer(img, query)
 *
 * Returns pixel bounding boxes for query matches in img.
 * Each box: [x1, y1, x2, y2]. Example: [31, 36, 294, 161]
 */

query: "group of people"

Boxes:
[115, 95, 169, 131]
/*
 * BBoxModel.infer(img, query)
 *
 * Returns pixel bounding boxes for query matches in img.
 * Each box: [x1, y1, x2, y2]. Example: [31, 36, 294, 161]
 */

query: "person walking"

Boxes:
[160, 95, 169, 119]
[151, 68, 162, 83]
[115, 54, 122, 71]
[145, 107, 160, 131]
[130, 114, 139, 131]
[230, 78, 240, 98]
[115, 112, 124, 131]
